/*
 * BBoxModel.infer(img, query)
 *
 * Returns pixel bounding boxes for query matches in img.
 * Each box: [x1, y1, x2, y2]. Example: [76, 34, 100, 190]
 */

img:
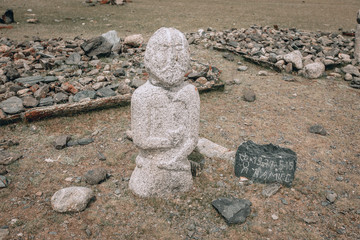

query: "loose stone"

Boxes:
[326, 190, 337, 203]
[237, 66, 248, 71]
[51, 187, 94, 213]
[262, 183, 281, 197]
[54, 135, 71, 150]
[309, 124, 327, 136]
[84, 168, 107, 185]
[212, 197, 252, 224]
[242, 88, 256, 102]
[0, 96, 24, 114]
[22, 96, 39, 108]
[303, 62, 325, 79]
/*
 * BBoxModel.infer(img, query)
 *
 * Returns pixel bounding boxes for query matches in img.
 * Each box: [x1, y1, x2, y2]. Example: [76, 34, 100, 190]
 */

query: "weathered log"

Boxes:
[23, 94, 131, 121]
[0, 94, 131, 125]
[0, 82, 225, 126]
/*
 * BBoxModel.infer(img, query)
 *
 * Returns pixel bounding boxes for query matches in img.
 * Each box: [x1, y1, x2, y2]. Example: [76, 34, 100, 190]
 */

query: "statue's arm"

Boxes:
[174, 86, 200, 156]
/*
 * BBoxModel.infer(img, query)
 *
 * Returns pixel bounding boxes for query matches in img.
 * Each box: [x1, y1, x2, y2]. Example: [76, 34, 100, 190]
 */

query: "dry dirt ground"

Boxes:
[1, 0, 360, 239]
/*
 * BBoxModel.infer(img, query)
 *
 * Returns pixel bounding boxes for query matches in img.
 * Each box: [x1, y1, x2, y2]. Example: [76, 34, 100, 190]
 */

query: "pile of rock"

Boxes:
[84, 0, 131, 6]
[0, 31, 223, 119]
[187, 25, 360, 88]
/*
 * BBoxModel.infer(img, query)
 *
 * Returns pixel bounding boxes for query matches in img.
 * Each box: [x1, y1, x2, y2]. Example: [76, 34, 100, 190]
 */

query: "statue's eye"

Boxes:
[175, 45, 183, 51]
[159, 45, 169, 51]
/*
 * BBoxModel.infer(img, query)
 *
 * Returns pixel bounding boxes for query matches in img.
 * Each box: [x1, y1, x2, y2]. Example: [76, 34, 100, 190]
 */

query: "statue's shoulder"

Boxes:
[133, 81, 159, 97]
[180, 83, 199, 96]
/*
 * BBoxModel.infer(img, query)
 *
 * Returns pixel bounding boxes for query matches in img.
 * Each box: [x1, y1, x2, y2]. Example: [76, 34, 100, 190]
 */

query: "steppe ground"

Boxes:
[0, 0, 360, 239]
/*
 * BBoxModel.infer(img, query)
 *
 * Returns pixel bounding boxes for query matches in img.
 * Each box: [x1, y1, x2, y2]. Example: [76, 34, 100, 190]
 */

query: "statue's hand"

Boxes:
[167, 127, 185, 146]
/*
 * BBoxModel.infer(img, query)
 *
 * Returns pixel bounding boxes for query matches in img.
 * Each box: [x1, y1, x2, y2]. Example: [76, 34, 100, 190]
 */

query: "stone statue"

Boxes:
[129, 27, 200, 197]
[355, 10, 360, 63]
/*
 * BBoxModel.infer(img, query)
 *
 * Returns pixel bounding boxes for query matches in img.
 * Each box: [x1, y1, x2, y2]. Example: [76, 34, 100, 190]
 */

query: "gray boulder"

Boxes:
[65, 53, 82, 65]
[102, 30, 120, 46]
[303, 62, 325, 79]
[84, 168, 107, 185]
[51, 187, 94, 213]
[0, 96, 24, 114]
[81, 36, 113, 58]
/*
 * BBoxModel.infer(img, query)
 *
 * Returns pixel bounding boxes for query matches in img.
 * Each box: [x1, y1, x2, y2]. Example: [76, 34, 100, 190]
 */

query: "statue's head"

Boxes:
[357, 10, 360, 24]
[144, 27, 190, 88]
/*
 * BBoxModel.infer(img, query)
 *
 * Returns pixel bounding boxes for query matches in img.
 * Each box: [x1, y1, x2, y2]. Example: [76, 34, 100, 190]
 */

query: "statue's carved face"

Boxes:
[145, 28, 190, 88]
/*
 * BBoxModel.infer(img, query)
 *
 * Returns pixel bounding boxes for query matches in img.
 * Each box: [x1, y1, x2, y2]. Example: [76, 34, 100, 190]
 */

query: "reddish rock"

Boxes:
[61, 82, 78, 94]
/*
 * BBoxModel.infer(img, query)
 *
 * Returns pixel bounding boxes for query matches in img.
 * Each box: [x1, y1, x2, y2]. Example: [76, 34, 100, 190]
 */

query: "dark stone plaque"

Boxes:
[235, 141, 297, 187]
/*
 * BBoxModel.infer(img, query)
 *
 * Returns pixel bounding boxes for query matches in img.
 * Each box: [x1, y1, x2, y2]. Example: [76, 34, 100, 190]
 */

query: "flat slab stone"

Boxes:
[235, 141, 297, 187]
[73, 90, 96, 102]
[212, 197, 252, 224]
[0, 96, 24, 114]
[15, 76, 58, 85]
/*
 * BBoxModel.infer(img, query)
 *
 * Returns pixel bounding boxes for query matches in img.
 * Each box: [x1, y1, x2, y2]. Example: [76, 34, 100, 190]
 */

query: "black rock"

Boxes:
[84, 168, 107, 185]
[212, 197, 252, 224]
[96, 87, 116, 98]
[4, 66, 20, 81]
[77, 138, 94, 145]
[235, 141, 297, 187]
[0, 175, 9, 188]
[73, 90, 96, 102]
[350, 77, 360, 89]
[81, 36, 112, 58]
[309, 124, 327, 136]
[1, 9, 15, 24]
[113, 69, 126, 77]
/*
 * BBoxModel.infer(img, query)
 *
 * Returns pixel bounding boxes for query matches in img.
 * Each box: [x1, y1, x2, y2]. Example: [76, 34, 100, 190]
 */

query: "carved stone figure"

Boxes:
[355, 10, 360, 63]
[129, 27, 200, 197]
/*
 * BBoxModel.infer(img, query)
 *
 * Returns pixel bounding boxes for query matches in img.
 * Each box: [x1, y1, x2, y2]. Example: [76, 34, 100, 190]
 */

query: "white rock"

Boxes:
[303, 62, 325, 79]
[124, 34, 144, 47]
[129, 28, 198, 197]
[51, 187, 94, 213]
[196, 138, 236, 164]
[344, 73, 353, 81]
[258, 70, 268, 76]
[284, 50, 303, 69]
[102, 30, 120, 46]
